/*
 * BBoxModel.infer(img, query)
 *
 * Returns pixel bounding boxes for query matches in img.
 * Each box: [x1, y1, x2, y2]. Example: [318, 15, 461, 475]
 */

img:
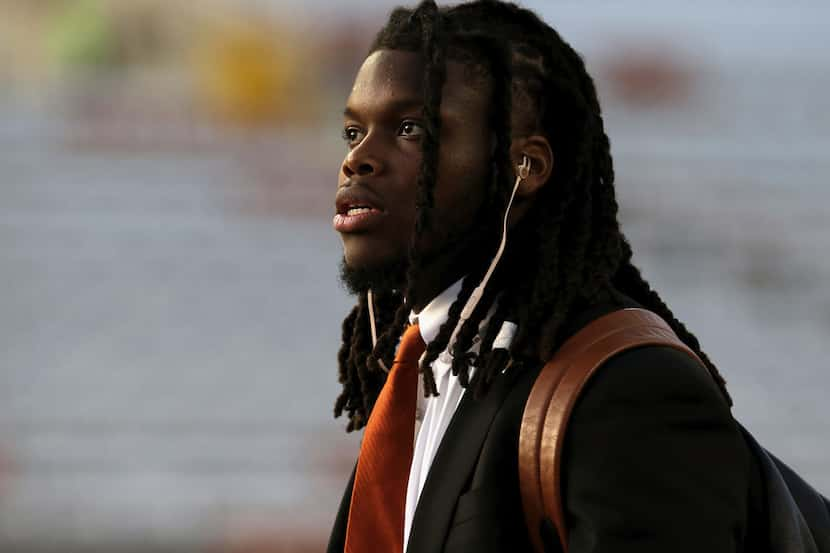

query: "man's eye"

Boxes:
[398, 120, 424, 139]
[342, 126, 365, 146]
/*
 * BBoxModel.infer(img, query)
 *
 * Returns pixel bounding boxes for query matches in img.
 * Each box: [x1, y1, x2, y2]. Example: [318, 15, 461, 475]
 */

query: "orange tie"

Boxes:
[344, 323, 426, 553]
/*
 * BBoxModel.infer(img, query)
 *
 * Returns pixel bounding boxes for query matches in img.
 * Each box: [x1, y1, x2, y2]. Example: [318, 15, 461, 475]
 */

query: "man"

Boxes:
[328, 2, 764, 552]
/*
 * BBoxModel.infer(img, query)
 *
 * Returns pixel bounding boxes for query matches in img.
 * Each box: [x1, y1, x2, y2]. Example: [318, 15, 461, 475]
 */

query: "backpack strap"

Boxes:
[518, 308, 702, 553]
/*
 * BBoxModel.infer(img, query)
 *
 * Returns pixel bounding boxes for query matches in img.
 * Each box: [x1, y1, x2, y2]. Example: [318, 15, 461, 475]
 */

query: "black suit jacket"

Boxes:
[328, 299, 765, 553]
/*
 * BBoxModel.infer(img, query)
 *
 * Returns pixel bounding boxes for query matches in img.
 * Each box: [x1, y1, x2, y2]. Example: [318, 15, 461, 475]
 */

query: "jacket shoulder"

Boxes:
[562, 342, 753, 552]
[580, 342, 730, 412]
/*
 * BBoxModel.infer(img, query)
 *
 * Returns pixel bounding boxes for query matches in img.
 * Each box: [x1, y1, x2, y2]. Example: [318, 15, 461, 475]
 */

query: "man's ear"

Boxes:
[510, 136, 554, 198]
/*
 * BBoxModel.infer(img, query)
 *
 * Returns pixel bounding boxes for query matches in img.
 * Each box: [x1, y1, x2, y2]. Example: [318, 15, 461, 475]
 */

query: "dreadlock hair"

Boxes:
[334, 0, 731, 432]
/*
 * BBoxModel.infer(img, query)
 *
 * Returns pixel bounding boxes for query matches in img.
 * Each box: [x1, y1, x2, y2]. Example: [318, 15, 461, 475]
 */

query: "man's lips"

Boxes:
[333, 207, 385, 233]
[334, 185, 386, 233]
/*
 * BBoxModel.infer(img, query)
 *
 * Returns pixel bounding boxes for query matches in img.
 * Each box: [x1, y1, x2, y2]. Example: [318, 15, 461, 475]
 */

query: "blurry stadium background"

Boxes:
[0, 0, 828, 551]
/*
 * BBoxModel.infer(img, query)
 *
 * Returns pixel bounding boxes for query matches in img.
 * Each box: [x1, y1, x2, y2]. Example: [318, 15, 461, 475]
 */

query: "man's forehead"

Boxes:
[354, 50, 423, 90]
[346, 49, 490, 113]
[346, 50, 422, 109]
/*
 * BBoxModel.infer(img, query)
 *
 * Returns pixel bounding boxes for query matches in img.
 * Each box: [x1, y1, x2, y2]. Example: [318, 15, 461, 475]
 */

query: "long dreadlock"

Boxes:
[334, 0, 731, 432]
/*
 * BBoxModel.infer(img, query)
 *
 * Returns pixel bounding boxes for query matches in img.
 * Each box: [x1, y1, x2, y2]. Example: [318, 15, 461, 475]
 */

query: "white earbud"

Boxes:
[518, 155, 531, 180]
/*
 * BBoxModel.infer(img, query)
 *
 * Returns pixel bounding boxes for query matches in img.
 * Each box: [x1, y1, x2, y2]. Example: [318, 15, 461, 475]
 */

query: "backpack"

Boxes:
[518, 308, 830, 553]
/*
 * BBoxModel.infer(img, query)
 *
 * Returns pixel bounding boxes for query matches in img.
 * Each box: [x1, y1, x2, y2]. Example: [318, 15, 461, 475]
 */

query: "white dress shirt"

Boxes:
[403, 279, 488, 551]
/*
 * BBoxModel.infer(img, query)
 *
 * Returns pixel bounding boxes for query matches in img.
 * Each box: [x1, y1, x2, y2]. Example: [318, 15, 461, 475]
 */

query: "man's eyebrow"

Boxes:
[343, 97, 425, 119]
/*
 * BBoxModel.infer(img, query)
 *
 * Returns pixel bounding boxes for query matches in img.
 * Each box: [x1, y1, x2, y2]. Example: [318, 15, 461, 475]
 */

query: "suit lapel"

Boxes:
[406, 369, 519, 553]
[326, 464, 355, 553]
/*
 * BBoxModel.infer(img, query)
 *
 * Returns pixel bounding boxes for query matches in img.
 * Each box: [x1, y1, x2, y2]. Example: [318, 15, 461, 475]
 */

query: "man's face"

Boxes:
[335, 49, 492, 293]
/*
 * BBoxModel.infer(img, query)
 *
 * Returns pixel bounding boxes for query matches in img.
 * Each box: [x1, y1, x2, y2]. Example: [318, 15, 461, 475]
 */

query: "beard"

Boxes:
[337, 224, 495, 302]
[338, 254, 409, 296]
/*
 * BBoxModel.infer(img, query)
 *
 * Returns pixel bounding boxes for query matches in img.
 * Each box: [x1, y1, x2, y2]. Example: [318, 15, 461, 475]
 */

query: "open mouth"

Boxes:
[334, 188, 386, 233]
[340, 205, 379, 216]
[333, 202, 385, 233]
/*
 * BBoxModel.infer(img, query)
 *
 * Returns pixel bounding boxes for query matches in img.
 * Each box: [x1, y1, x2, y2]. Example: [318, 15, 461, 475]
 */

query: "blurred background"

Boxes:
[0, 0, 828, 551]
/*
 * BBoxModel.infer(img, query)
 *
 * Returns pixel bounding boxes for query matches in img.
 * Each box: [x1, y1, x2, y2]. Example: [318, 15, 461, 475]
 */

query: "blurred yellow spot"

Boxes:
[195, 19, 306, 128]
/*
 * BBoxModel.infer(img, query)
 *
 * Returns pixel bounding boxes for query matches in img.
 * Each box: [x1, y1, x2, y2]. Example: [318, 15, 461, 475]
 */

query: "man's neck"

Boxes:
[410, 262, 469, 314]
[410, 222, 498, 313]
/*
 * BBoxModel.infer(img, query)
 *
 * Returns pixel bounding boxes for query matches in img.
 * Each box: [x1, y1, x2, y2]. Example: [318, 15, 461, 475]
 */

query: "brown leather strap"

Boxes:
[518, 308, 703, 553]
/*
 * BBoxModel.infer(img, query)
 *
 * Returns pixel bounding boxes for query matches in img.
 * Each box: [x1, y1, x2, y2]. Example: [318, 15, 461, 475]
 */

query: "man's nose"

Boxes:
[341, 139, 384, 178]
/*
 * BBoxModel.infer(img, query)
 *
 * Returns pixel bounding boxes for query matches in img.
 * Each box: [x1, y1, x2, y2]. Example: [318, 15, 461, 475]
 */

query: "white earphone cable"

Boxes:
[368, 157, 530, 371]
[367, 289, 390, 373]
[445, 157, 529, 353]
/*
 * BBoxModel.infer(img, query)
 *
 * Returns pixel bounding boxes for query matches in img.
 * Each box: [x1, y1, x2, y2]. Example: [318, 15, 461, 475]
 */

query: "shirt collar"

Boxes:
[408, 278, 464, 345]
